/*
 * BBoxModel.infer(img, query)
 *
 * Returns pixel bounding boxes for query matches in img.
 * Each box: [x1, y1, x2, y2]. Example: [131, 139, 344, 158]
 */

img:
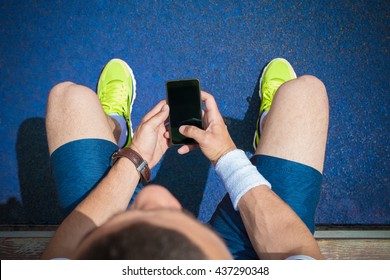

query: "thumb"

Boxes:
[179, 125, 206, 142]
[146, 104, 169, 128]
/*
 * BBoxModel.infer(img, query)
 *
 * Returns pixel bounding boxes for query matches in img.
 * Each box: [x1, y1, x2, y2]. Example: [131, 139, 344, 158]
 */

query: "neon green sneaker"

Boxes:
[97, 58, 136, 147]
[253, 58, 297, 150]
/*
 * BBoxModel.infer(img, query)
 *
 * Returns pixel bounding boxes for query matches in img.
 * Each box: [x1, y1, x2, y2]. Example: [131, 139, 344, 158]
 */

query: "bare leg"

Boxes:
[46, 82, 120, 155]
[256, 75, 329, 173]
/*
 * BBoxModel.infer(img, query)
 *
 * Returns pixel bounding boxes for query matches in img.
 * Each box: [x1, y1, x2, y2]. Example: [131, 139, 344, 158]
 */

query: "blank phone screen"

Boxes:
[167, 80, 202, 144]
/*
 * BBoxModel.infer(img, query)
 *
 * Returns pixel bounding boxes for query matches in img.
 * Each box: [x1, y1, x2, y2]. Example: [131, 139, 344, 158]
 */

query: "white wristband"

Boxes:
[215, 149, 271, 210]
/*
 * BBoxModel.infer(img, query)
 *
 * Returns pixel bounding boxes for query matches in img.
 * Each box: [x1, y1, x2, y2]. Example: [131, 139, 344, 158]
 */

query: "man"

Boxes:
[42, 58, 328, 260]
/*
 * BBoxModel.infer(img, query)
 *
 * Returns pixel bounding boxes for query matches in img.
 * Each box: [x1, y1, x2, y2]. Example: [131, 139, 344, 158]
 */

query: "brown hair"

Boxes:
[77, 221, 207, 259]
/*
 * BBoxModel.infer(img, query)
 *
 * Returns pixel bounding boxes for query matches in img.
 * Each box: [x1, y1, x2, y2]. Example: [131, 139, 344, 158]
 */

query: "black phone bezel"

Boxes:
[166, 79, 203, 145]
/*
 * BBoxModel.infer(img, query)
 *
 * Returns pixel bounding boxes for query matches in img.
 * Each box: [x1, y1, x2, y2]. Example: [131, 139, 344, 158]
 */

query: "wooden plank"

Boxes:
[317, 239, 390, 260]
[1, 236, 390, 260]
[314, 230, 390, 239]
[0, 231, 54, 238]
[0, 225, 58, 231]
[0, 237, 48, 260]
[3, 230, 390, 239]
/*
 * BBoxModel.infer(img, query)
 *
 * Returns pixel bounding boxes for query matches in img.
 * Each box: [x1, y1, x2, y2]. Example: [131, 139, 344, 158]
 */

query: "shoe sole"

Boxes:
[253, 58, 297, 150]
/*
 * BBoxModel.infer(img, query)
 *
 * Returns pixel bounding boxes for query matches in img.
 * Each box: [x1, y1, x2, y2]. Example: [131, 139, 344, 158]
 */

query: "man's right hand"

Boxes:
[178, 91, 236, 165]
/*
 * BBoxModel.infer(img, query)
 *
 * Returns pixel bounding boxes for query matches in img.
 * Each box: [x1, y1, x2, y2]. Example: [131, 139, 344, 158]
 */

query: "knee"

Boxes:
[47, 81, 76, 106]
[47, 81, 97, 110]
[49, 81, 76, 95]
[279, 75, 328, 112]
[296, 75, 328, 106]
[297, 75, 326, 92]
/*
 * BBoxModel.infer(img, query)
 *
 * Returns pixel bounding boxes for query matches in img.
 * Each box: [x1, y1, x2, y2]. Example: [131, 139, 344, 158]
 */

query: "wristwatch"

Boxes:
[111, 147, 151, 183]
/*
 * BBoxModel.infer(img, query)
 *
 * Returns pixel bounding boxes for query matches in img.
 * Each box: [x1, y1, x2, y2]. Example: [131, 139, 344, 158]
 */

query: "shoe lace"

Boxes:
[100, 81, 129, 117]
[261, 79, 284, 111]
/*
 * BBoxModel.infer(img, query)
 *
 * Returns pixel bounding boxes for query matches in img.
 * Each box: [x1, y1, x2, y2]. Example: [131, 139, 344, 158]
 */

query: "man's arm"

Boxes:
[238, 186, 323, 259]
[42, 101, 170, 259]
[179, 91, 323, 260]
[41, 158, 140, 259]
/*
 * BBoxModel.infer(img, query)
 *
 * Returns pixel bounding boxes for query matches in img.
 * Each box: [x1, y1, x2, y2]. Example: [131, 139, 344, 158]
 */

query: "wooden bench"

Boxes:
[1, 226, 389, 260]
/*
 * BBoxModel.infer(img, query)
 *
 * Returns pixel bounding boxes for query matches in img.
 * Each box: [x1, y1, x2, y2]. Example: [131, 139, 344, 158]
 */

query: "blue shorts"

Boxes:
[51, 139, 322, 259]
[50, 139, 143, 216]
[208, 155, 322, 259]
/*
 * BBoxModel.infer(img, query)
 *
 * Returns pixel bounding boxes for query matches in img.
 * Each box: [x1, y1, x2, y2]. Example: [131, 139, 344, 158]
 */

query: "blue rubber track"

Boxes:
[0, 0, 388, 224]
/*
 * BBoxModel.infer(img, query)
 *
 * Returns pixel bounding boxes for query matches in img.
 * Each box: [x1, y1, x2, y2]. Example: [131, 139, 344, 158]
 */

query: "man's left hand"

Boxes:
[130, 100, 170, 169]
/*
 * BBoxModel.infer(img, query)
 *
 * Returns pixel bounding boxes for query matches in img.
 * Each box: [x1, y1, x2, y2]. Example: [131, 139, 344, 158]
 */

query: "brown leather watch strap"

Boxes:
[111, 147, 151, 183]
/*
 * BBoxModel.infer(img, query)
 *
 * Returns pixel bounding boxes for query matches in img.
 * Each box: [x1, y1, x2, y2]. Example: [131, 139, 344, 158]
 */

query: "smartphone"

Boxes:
[166, 79, 203, 145]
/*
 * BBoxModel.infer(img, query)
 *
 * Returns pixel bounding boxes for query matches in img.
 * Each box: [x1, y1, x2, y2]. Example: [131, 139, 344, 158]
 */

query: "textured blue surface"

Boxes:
[0, 0, 389, 224]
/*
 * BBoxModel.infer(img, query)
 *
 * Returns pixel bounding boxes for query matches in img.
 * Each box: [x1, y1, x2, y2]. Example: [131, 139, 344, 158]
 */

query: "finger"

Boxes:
[159, 130, 173, 149]
[179, 125, 206, 142]
[144, 104, 170, 129]
[163, 120, 171, 136]
[177, 144, 198, 155]
[142, 99, 168, 123]
[177, 145, 190, 155]
[200, 91, 224, 122]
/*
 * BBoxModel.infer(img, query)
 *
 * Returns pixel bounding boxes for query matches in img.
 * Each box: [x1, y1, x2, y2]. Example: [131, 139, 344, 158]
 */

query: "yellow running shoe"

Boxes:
[253, 58, 296, 150]
[97, 59, 136, 147]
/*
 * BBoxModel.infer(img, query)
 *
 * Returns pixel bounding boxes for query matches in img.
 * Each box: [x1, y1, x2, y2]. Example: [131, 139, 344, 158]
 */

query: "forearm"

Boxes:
[73, 158, 139, 225]
[238, 186, 323, 260]
[42, 158, 139, 259]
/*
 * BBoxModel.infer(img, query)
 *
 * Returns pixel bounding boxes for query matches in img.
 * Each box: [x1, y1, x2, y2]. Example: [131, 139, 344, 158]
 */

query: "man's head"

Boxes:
[74, 185, 232, 260]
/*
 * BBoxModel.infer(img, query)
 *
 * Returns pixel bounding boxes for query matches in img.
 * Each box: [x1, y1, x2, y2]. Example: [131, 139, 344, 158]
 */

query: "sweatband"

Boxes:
[215, 149, 272, 210]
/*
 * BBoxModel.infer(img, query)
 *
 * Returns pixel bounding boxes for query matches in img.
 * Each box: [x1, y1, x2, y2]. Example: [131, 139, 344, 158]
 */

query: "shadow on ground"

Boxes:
[0, 118, 62, 224]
